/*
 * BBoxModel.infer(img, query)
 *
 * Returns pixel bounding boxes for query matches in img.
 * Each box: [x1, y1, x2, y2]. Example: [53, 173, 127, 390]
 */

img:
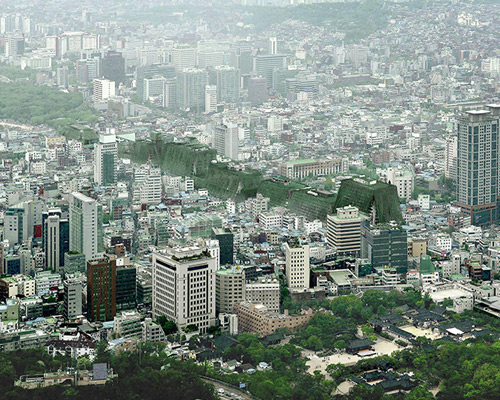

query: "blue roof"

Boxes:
[26, 317, 46, 325]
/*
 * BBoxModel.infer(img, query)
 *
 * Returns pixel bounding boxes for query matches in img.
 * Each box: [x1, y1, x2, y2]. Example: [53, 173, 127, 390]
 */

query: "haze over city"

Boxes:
[0, 0, 499, 399]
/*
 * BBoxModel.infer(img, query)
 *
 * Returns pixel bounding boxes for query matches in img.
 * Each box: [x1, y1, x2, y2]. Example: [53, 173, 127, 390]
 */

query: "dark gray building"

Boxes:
[361, 220, 408, 273]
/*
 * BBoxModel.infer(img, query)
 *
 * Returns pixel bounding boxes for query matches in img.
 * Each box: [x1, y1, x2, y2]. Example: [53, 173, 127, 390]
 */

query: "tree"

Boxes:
[306, 335, 323, 351]
[0, 358, 15, 388]
[361, 324, 374, 338]
[157, 316, 178, 335]
[405, 386, 434, 400]
[77, 356, 92, 370]
[95, 341, 111, 364]
[333, 340, 346, 349]
[188, 336, 200, 350]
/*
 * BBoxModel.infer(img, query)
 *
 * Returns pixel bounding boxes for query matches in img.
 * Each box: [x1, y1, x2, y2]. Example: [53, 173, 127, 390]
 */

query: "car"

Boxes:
[218, 388, 225, 394]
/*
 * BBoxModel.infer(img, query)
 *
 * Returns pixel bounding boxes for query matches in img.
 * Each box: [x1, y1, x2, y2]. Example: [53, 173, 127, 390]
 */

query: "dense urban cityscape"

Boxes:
[0, 0, 500, 399]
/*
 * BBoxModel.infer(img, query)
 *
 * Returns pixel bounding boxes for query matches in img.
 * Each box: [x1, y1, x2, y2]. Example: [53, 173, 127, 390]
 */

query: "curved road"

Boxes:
[202, 378, 255, 400]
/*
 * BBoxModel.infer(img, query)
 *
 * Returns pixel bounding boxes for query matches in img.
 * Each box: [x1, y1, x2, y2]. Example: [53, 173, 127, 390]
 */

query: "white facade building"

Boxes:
[69, 192, 102, 261]
[284, 241, 310, 290]
[152, 247, 216, 333]
[93, 129, 118, 186]
[93, 79, 115, 102]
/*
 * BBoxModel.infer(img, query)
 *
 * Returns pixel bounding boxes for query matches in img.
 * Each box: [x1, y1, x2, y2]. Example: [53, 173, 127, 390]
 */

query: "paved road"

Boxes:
[202, 378, 254, 400]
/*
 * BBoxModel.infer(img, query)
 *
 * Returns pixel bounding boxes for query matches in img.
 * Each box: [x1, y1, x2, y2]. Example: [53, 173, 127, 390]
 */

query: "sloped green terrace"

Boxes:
[120, 139, 337, 220]
[333, 179, 402, 223]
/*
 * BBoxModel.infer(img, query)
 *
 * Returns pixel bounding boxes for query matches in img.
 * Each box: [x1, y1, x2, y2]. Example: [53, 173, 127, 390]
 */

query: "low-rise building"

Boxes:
[113, 312, 143, 339]
[245, 277, 280, 313]
[142, 318, 165, 342]
[234, 301, 313, 336]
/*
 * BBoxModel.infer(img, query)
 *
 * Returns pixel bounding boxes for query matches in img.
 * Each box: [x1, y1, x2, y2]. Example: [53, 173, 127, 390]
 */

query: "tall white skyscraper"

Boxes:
[45, 215, 60, 271]
[214, 122, 239, 160]
[93, 78, 115, 102]
[64, 278, 83, 320]
[152, 246, 216, 334]
[69, 192, 103, 261]
[268, 37, 278, 55]
[205, 85, 217, 113]
[177, 68, 208, 113]
[284, 240, 310, 289]
[444, 135, 458, 180]
[56, 66, 69, 88]
[4, 200, 34, 248]
[94, 129, 118, 186]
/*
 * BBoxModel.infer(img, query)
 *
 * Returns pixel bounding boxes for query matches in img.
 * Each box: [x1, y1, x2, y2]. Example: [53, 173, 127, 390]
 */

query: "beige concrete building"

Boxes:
[408, 238, 427, 257]
[216, 266, 245, 314]
[234, 301, 313, 336]
[245, 277, 280, 313]
[284, 240, 310, 290]
[280, 158, 347, 180]
[326, 206, 364, 255]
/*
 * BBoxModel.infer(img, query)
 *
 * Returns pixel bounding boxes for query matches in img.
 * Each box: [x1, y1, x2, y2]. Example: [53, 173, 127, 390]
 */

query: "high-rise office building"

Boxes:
[216, 267, 245, 314]
[101, 50, 125, 86]
[5, 32, 25, 57]
[77, 57, 101, 83]
[361, 220, 408, 272]
[162, 78, 177, 109]
[44, 215, 60, 271]
[76, 59, 89, 83]
[176, 68, 208, 113]
[205, 85, 217, 113]
[197, 50, 224, 69]
[284, 240, 310, 290]
[69, 192, 103, 261]
[212, 227, 234, 266]
[152, 247, 216, 333]
[93, 79, 115, 102]
[142, 75, 165, 102]
[213, 122, 239, 160]
[63, 251, 86, 274]
[210, 66, 240, 104]
[172, 45, 196, 71]
[444, 135, 458, 180]
[94, 129, 118, 186]
[63, 278, 82, 320]
[87, 256, 117, 321]
[456, 106, 500, 225]
[230, 41, 253, 75]
[4, 200, 34, 248]
[248, 77, 268, 105]
[254, 54, 287, 87]
[56, 66, 69, 88]
[116, 263, 136, 311]
[327, 206, 364, 256]
[268, 37, 278, 55]
[136, 64, 175, 101]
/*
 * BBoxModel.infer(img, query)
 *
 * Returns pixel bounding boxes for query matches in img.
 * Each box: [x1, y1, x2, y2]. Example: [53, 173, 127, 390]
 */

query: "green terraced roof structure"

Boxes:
[420, 255, 436, 274]
[333, 178, 402, 224]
